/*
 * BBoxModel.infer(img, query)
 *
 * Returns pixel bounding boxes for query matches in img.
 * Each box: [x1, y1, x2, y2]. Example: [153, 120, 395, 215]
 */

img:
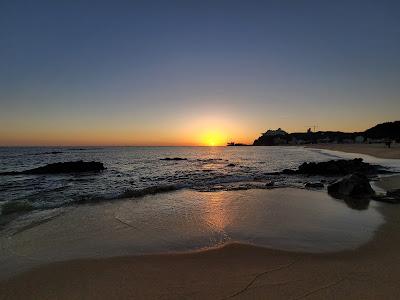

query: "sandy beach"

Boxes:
[307, 143, 400, 159]
[1, 208, 400, 300]
[1, 175, 400, 300]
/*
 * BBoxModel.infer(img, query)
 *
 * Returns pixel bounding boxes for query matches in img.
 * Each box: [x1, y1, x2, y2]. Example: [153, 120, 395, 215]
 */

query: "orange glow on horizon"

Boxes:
[200, 131, 227, 146]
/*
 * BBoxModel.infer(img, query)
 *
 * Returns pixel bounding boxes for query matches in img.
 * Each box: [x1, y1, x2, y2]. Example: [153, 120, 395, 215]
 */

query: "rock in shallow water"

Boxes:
[372, 189, 400, 204]
[160, 157, 188, 161]
[305, 182, 324, 189]
[327, 173, 375, 199]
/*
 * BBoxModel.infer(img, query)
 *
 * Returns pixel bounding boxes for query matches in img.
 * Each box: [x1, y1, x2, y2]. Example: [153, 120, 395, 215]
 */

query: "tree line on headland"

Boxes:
[228, 121, 400, 146]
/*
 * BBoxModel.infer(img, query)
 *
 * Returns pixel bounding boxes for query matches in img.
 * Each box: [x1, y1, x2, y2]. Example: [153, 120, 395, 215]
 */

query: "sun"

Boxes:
[201, 131, 225, 146]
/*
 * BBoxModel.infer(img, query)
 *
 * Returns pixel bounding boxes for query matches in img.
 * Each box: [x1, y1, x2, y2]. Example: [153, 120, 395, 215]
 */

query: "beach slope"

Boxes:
[307, 143, 400, 159]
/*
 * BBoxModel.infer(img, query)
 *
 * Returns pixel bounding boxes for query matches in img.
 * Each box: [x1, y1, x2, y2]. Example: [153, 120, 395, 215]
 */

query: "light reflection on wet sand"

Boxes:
[0, 188, 384, 279]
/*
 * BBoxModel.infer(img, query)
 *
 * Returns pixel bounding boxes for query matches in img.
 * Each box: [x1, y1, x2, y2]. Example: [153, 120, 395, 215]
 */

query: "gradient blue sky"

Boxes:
[1, 0, 399, 145]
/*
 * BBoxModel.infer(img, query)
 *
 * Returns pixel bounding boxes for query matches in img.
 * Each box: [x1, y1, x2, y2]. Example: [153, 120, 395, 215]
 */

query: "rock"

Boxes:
[34, 151, 63, 155]
[282, 169, 297, 175]
[296, 158, 379, 176]
[1, 201, 34, 215]
[343, 197, 370, 210]
[265, 181, 274, 187]
[227, 163, 236, 167]
[280, 158, 386, 176]
[160, 157, 188, 161]
[372, 189, 400, 204]
[0, 161, 105, 176]
[387, 189, 400, 198]
[305, 182, 324, 189]
[327, 173, 375, 199]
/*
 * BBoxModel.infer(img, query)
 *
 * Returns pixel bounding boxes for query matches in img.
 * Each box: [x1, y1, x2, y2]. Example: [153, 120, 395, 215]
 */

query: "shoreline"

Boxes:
[1, 201, 400, 300]
[1, 176, 400, 299]
[306, 143, 400, 159]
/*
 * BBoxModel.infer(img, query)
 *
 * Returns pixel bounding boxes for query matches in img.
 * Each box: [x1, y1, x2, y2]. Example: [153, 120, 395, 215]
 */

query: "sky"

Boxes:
[1, 0, 399, 146]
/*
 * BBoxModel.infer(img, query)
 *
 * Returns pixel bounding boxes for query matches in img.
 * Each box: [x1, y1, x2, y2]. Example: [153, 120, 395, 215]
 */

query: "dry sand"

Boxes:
[1, 177, 400, 300]
[307, 143, 400, 159]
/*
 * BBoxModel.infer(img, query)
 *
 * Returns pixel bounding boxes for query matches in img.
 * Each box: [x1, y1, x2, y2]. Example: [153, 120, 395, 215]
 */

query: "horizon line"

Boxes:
[0, 144, 235, 148]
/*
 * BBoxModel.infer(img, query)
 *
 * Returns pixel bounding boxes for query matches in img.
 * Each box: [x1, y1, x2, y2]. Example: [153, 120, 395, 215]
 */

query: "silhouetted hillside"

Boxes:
[363, 121, 400, 140]
[253, 121, 400, 146]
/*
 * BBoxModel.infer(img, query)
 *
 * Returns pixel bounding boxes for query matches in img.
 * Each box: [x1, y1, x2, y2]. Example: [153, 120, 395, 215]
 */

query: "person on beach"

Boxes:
[385, 139, 392, 148]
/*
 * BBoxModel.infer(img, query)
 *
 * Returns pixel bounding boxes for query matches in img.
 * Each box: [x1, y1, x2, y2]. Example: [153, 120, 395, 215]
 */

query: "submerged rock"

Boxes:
[327, 173, 375, 199]
[120, 185, 178, 199]
[33, 151, 63, 155]
[227, 163, 236, 167]
[160, 157, 188, 161]
[343, 197, 370, 210]
[305, 182, 324, 189]
[0, 160, 105, 175]
[1, 201, 34, 215]
[387, 189, 400, 198]
[373, 189, 400, 204]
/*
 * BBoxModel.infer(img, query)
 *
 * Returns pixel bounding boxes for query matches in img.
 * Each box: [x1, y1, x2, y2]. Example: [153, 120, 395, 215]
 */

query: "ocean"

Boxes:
[1, 146, 398, 216]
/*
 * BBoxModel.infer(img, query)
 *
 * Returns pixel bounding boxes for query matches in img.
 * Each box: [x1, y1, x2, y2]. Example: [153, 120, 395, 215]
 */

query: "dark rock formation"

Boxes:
[373, 189, 400, 204]
[265, 181, 274, 187]
[327, 173, 375, 199]
[281, 169, 297, 175]
[33, 151, 63, 155]
[0, 161, 105, 175]
[387, 189, 400, 198]
[343, 197, 370, 210]
[160, 157, 188, 161]
[305, 182, 324, 189]
[227, 163, 236, 167]
[1, 201, 34, 215]
[283, 158, 381, 176]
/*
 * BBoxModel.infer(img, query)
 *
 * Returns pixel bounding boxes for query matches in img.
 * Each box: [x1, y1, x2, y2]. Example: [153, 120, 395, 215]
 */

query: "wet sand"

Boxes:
[307, 143, 400, 159]
[1, 177, 400, 299]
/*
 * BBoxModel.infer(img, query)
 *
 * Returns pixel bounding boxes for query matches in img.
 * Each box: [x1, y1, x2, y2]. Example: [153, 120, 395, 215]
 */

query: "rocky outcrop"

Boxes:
[283, 158, 381, 176]
[305, 182, 324, 189]
[265, 181, 274, 187]
[160, 157, 188, 161]
[0, 161, 105, 175]
[373, 189, 400, 204]
[327, 173, 375, 198]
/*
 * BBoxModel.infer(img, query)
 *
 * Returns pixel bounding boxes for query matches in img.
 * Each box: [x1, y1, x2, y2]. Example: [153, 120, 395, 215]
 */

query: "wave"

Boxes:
[196, 158, 225, 162]
[119, 184, 180, 199]
[0, 184, 182, 217]
[32, 151, 64, 155]
[1, 201, 34, 215]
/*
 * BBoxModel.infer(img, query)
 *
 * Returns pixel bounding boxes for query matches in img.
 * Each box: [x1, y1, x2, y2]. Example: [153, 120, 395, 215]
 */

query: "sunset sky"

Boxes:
[1, 1, 399, 146]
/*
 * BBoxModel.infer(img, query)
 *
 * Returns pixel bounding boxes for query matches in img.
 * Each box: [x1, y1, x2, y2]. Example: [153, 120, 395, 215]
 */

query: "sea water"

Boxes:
[1, 146, 398, 215]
